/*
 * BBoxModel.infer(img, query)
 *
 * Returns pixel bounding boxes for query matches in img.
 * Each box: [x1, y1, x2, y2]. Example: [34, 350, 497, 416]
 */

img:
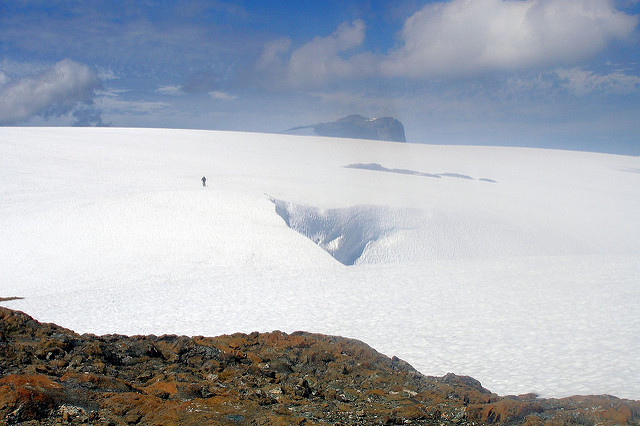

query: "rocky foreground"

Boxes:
[0, 307, 638, 425]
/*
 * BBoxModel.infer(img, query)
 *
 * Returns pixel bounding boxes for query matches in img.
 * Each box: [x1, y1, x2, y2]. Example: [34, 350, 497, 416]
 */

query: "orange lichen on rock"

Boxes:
[1, 306, 639, 425]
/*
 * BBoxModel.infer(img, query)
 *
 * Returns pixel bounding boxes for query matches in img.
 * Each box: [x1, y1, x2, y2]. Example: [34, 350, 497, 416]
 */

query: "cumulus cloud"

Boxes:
[258, 0, 637, 88]
[256, 37, 292, 71]
[259, 20, 375, 88]
[380, 0, 638, 78]
[0, 59, 101, 125]
[287, 20, 365, 79]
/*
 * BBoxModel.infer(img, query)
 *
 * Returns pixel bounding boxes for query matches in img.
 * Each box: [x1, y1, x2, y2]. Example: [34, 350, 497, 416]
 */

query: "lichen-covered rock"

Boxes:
[1, 306, 639, 424]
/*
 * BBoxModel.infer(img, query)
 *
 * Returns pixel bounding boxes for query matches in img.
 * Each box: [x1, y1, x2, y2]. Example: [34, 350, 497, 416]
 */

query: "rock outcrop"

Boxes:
[287, 115, 407, 142]
[1, 306, 638, 425]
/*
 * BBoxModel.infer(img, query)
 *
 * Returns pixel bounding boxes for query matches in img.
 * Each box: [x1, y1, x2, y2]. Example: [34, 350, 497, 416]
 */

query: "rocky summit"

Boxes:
[313, 115, 406, 143]
[0, 307, 638, 425]
[287, 115, 407, 142]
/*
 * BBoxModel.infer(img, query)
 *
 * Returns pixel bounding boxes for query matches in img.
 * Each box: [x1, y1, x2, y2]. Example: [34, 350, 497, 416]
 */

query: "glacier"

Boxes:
[1, 126, 639, 399]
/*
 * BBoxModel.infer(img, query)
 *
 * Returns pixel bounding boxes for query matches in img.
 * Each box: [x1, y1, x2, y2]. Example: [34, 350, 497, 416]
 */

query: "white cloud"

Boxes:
[209, 91, 236, 100]
[156, 85, 183, 96]
[155, 86, 236, 100]
[381, 0, 638, 78]
[96, 90, 171, 115]
[259, 0, 637, 89]
[97, 68, 120, 81]
[0, 59, 101, 124]
[310, 91, 401, 115]
[555, 67, 640, 95]
[0, 59, 50, 79]
[285, 20, 375, 88]
[500, 67, 640, 98]
[256, 37, 291, 71]
[0, 71, 9, 87]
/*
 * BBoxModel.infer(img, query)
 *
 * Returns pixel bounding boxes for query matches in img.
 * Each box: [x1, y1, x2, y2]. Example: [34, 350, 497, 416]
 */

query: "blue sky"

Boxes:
[1, 0, 639, 154]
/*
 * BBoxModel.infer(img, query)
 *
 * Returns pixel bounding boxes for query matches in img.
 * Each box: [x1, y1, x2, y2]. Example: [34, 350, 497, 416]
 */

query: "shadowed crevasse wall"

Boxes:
[273, 199, 404, 265]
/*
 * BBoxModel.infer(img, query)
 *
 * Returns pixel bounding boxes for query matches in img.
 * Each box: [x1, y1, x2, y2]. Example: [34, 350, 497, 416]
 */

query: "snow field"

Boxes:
[1, 127, 639, 398]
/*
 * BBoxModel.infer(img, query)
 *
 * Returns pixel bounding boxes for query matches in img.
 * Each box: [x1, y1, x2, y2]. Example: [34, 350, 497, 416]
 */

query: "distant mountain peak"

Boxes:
[287, 115, 406, 142]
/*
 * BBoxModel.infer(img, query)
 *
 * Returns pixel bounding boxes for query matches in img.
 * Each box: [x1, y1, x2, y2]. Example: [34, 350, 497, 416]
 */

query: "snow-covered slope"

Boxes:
[1, 127, 639, 398]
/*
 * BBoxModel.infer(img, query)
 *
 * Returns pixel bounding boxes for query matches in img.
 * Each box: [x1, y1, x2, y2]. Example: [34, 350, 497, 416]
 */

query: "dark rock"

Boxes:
[314, 115, 406, 142]
[288, 115, 407, 142]
[1, 306, 639, 425]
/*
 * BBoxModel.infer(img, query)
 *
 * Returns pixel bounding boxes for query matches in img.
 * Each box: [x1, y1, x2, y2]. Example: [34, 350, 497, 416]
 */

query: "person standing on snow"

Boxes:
[201, 176, 207, 187]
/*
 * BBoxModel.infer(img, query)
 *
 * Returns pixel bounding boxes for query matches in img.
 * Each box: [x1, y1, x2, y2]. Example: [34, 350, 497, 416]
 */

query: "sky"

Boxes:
[1, 0, 639, 154]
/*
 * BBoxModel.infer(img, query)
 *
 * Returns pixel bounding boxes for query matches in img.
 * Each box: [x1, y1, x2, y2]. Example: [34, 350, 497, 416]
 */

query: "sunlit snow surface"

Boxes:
[1, 127, 639, 399]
